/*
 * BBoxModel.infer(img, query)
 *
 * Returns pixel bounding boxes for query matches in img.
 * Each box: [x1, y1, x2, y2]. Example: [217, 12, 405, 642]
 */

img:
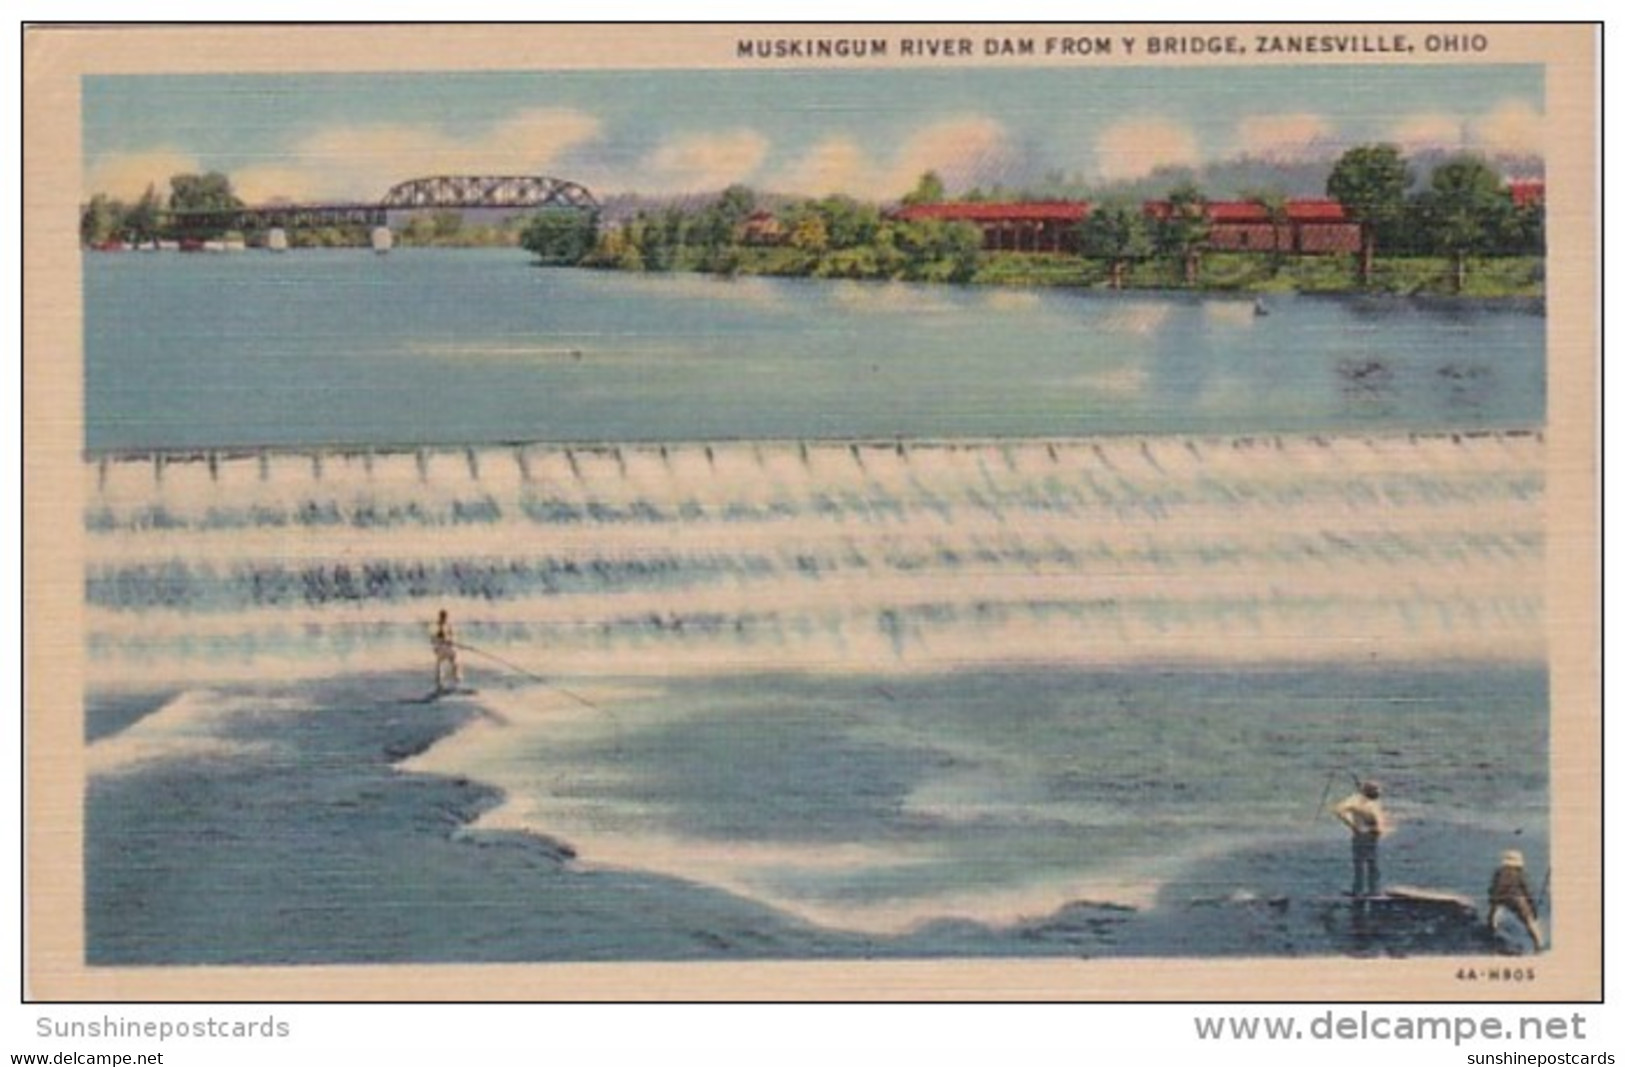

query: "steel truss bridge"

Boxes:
[167, 175, 600, 234]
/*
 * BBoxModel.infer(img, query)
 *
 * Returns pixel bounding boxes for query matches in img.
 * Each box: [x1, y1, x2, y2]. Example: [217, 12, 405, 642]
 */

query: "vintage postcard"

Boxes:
[23, 23, 1598, 1001]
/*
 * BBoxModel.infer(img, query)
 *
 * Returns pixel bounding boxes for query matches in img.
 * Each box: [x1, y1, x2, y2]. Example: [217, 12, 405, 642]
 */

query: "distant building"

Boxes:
[1142, 198, 1361, 255]
[890, 202, 1090, 253]
[1506, 178, 1545, 208]
[739, 210, 785, 245]
[893, 198, 1361, 256]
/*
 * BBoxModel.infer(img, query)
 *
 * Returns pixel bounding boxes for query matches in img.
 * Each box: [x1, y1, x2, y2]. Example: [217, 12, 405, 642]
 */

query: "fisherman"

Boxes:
[1487, 849, 1545, 953]
[1333, 780, 1388, 897]
[432, 609, 462, 693]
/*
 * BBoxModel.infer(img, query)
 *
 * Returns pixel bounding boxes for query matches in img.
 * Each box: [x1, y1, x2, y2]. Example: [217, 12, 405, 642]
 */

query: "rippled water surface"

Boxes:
[86, 250, 1543, 450]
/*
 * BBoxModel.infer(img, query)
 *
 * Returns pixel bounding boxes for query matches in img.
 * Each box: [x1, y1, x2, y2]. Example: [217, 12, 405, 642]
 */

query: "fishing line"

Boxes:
[454, 641, 625, 747]
[1311, 770, 1338, 825]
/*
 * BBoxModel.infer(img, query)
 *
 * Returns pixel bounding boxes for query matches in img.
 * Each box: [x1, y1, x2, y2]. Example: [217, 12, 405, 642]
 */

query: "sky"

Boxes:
[82, 65, 1544, 204]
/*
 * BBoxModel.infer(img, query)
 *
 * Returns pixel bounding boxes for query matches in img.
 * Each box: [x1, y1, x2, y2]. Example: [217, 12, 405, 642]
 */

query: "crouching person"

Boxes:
[1487, 850, 1545, 953]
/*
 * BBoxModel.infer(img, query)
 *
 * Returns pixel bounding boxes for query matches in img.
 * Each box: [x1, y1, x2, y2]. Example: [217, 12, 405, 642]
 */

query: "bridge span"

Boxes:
[167, 174, 600, 236]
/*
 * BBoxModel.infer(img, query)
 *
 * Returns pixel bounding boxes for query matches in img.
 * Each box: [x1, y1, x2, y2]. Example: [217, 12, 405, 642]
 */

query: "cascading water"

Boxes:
[85, 432, 1544, 686]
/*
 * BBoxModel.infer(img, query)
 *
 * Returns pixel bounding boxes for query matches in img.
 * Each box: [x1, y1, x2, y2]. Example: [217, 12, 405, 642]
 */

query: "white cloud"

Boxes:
[84, 149, 202, 200]
[276, 109, 603, 200]
[1388, 101, 1543, 159]
[772, 116, 1012, 199]
[641, 129, 770, 193]
[889, 117, 1010, 193]
[1234, 112, 1335, 161]
[91, 109, 604, 204]
[229, 165, 327, 204]
[1389, 112, 1467, 154]
[1470, 99, 1543, 157]
[773, 137, 869, 197]
[1093, 117, 1200, 182]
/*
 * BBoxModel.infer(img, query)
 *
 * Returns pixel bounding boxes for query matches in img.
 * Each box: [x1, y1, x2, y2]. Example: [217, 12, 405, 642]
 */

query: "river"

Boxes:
[84, 248, 1543, 452]
[80, 247, 1550, 962]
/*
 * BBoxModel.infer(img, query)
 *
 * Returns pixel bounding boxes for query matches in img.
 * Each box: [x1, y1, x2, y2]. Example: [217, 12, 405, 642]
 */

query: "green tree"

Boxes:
[870, 223, 910, 277]
[430, 210, 464, 242]
[1500, 198, 1545, 257]
[400, 213, 438, 246]
[168, 171, 241, 212]
[1326, 144, 1411, 286]
[166, 171, 242, 239]
[694, 184, 757, 249]
[1412, 155, 1513, 292]
[1077, 201, 1152, 289]
[1241, 187, 1291, 273]
[587, 225, 644, 271]
[934, 220, 983, 282]
[658, 207, 689, 257]
[816, 196, 882, 249]
[124, 185, 166, 244]
[900, 170, 946, 207]
[80, 194, 123, 247]
[1154, 182, 1210, 285]
[632, 211, 682, 271]
[892, 218, 980, 282]
[519, 209, 600, 264]
[787, 212, 830, 254]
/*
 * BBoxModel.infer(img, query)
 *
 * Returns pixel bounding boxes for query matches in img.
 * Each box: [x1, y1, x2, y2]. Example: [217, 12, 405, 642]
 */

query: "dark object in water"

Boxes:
[1341, 360, 1387, 381]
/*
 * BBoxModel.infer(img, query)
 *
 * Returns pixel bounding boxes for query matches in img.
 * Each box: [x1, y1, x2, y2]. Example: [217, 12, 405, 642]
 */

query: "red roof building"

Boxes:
[738, 210, 785, 245]
[893, 198, 1362, 256]
[1143, 198, 1361, 255]
[1506, 178, 1545, 207]
[891, 201, 1091, 253]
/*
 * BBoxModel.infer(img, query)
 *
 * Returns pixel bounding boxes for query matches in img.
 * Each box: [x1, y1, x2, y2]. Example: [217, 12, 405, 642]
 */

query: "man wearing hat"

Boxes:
[1488, 850, 1545, 952]
[1333, 781, 1388, 897]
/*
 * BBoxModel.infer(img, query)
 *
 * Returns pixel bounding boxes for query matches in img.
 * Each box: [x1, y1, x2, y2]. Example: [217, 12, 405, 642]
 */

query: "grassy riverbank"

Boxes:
[964, 252, 1544, 299]
[567, 242, 1544, 300]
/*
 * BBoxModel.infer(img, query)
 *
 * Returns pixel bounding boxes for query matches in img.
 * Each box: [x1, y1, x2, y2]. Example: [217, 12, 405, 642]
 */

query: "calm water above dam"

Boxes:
[84, 249, 1543, 452]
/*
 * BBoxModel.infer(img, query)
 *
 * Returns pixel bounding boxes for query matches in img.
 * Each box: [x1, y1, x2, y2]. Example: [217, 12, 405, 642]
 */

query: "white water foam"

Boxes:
[84, 433, 1545, 686]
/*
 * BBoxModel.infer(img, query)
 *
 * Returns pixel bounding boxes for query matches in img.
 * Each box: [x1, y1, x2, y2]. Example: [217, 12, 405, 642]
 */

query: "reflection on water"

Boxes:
[85, 252, 1544, 451]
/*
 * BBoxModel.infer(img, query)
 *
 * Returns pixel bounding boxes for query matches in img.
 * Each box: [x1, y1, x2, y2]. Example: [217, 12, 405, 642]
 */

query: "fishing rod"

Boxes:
[1311, 770, 1337, 825]
[452, 641, 623, 736]
[1311, 769, 1367, 824]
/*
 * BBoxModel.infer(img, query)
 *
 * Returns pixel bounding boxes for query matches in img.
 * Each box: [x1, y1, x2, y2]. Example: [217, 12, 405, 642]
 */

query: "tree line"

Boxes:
[523, 146, 1543, 294]
[80, 171, 524, 248]
[1322, 146, 1542, 288]
[80, 172, 245, 245]
[1063, 147, 1542, 291]
[521, 184, 983, 283]
[85, 148, 1542, 295]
